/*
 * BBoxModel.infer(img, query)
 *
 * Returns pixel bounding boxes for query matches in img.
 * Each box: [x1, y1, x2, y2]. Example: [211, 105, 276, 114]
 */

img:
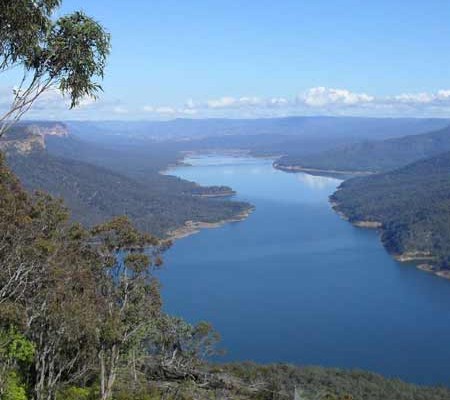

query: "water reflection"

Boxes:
[296, 173, 341, 190]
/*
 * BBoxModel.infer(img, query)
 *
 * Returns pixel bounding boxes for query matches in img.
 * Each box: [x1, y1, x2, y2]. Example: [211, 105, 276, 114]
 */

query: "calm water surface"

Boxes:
[161, 155, 450, 386]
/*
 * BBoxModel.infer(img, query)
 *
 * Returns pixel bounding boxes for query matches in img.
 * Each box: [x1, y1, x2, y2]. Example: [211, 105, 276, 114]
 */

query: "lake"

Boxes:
[161, 155, 450, 386]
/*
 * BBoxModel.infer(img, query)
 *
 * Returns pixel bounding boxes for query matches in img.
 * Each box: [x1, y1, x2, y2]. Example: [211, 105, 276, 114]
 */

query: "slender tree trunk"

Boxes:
[100, 345, 118, 400]
[132, 349, 137, 386]
[35, 345, 47, 400]
[99, 349, 106, 400]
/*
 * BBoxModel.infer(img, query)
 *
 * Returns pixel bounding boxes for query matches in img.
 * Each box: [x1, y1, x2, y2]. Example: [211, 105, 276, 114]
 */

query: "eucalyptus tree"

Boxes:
[147, 316, 222, 380]
[0, 153, 165, 400]
[91, 217, 167, 400]
[0, 159, 93, 399]
[0, 0, 110, 136]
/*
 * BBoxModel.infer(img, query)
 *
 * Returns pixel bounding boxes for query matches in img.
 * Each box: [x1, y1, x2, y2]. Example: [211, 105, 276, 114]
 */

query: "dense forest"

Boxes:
[275, 125, 450, 174]
[331, 151, 450, 269]
[1, 124, 250, 237]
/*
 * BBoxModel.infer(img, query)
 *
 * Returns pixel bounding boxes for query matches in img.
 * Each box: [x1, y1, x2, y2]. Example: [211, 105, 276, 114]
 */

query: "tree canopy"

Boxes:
[0, 0, 110, 135]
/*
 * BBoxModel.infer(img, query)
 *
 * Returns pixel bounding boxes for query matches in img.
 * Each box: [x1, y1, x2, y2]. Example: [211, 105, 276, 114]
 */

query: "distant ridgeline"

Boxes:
[0, 122, 250, 237]
[66, 116, 450, 159]
[274, 125, 450, 175]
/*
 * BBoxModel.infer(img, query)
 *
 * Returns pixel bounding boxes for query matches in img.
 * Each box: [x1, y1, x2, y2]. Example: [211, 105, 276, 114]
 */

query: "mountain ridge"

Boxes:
[275, 124, 450, 174]
[330, 150, 450, 275]
[1, 122, 251, 237]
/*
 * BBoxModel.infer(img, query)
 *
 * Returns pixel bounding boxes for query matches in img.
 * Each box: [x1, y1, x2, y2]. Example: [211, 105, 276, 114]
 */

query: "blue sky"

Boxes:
[3, 0, 450, 119]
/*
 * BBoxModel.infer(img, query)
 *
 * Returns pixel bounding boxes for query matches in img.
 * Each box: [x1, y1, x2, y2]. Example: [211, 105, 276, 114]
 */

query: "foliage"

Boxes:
[0, 0, 110, 135]
[0, 328, 35, 364]
[148, 316, 222, 378]
[331, 151, 450, 267]
[2, 372, 27, 400]
[55, 386, 92, 400]
[0, 328, 35, 400]
[0, 153, 225, 400]
[223, 363, 450, 400]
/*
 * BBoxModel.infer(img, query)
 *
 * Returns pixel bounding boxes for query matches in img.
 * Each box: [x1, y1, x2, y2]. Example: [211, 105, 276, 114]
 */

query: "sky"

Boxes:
[2, 0, 450, 120]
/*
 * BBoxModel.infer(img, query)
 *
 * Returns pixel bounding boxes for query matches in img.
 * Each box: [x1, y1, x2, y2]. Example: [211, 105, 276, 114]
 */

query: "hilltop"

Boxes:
[275, 124, 450, 175]
[331, 150, 450, 274]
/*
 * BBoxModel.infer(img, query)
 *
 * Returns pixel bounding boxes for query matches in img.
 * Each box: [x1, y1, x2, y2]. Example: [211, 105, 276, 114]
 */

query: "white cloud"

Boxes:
[6, 85, 450, 120]
[112, 106, 128, 114]
[77, 96, 97, 108]
[185, 98, 196, 109]
[392, 90, 450, 105]
[238, 96, 262, 106]
[207, 96, 238, 109]
[205, 96, 262, 109]
[143, 105, 176, 114]
[194, 88, 450, 117]
[143, 104, 197, 116]
[267, 97, 289, 107]
[154, 106, 176, 114]
[179, 108, 198, 115]
[300, 87, 374, 107]
[437, 90, 450, 100]
[392, 92, 433, 104]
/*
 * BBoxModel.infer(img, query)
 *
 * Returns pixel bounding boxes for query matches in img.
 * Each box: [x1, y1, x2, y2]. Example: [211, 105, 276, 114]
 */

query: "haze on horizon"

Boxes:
[1, 0, 450, 121]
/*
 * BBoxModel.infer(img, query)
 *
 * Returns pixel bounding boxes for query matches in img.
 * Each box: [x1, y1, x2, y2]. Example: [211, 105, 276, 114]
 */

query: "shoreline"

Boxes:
[417, 263, 450, 280]
[159, 148, 275, 176]
[273, 163, 374, 179]
[272, 166, 450, 282]
[330, 201, 382, 228]
[167, 207, 255, 241]
[330, 199, 450, 280]
[160, 152, 255, 240]
[192, 190, 236, 198]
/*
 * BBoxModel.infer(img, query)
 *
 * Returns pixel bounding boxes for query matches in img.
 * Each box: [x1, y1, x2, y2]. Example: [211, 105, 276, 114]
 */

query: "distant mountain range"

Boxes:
[66, 116, 449, 142]
[275, 124, 450, 174]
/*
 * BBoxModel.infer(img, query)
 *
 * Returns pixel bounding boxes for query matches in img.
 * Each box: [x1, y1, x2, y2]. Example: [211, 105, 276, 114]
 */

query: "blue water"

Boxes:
[160, 155, 450, 386]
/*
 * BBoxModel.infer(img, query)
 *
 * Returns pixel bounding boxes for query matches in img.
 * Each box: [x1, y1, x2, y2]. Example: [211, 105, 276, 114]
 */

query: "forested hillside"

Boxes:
[1, 123, 250, 237]
[276, 124, 450, 174]
[331, 151, 450, 269]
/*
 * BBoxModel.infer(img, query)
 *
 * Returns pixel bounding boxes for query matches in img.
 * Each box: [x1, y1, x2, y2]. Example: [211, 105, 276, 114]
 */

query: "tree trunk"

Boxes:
[99, 345, 118, 400]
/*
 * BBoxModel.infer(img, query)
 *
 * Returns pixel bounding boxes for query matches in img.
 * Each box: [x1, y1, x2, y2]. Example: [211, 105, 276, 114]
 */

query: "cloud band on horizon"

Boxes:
[3, 86, 450, 120]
